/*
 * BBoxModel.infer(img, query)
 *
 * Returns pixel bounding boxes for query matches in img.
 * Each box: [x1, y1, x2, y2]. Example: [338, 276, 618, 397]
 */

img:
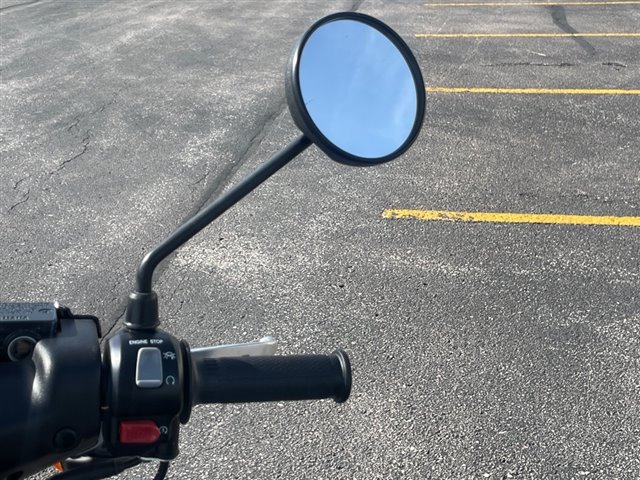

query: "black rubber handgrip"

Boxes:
[191, 350, 351, 405]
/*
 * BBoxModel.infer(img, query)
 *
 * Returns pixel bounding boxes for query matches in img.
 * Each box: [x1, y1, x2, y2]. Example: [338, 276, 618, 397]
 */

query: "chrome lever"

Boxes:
[190, 336, 277, 360]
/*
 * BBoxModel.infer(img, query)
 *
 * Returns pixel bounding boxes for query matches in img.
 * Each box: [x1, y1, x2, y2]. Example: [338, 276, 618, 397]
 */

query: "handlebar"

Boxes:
[191, 350, 352, 405]
[0, 309, 352, 480]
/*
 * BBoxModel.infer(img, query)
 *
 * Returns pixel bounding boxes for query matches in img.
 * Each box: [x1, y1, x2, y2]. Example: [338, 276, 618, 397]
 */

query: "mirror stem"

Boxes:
[125, 134, 312, 329]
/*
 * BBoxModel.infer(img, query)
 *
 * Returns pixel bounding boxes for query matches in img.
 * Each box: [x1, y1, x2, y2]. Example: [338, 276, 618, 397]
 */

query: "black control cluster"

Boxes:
[101, 329, 191, 460]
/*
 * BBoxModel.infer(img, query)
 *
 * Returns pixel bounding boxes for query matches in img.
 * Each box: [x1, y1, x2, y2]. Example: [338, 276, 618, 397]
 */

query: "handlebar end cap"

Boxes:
[333, 349, 352, 403]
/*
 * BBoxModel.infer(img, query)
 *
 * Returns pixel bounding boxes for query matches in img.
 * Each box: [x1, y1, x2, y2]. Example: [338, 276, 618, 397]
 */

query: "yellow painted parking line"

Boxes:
[426, 87, 640, 94]
[416, 32, 640, 37]
[383, 209, 640, 227]
[426, 1, 640, 6]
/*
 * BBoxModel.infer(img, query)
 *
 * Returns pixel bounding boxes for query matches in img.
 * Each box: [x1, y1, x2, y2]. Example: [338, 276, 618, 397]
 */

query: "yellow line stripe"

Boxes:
[426, 1, 640, 6]
[416, 32, 640, 37]
[426, 87, 640, 94]
[383, 209, 640, 227]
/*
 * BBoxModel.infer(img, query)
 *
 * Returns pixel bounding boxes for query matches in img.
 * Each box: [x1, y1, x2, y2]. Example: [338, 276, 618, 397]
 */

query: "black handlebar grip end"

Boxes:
[332, 349, 352, 403]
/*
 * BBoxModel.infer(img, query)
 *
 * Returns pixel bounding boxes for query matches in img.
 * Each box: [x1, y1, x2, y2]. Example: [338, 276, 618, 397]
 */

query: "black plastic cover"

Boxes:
[0, 317, 102, 480]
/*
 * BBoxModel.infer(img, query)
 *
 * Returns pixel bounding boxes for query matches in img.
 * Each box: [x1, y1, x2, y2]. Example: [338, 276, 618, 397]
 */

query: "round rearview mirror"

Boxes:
[286, 12, 425, 166]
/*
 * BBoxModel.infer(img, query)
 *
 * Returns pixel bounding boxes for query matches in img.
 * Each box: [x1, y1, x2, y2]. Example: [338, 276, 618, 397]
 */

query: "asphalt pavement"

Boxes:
[1, 0, 639, 478]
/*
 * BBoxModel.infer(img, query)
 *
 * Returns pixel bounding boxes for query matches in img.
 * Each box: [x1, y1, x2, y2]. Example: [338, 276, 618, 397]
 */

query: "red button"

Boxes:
[119, 420, 161, 444]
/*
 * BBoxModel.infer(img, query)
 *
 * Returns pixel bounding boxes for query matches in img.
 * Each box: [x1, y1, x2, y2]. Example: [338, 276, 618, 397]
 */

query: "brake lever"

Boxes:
[189, 336, 277, 360]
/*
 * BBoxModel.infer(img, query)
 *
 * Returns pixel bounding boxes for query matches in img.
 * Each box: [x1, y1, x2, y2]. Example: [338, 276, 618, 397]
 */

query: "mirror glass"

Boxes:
[298, 19, 419, 161]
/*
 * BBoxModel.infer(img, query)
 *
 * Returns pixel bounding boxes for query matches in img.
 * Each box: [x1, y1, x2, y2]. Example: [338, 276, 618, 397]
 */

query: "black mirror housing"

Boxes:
[285, 12, 426, 166]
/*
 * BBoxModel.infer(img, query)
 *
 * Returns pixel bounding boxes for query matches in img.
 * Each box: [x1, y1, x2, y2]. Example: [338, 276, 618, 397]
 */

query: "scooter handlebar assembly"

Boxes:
[0, 306, 352, 480]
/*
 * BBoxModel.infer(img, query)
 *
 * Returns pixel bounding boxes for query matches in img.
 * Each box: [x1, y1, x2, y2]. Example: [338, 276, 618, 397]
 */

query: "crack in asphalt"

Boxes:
[8, 177, 30, 213]
[172, 299, 186, 319]
[0, 0, 43, 12]
[51, 132, 91, 174]
[602, 61, 627, 70]
[101, 95, 289, 336]
[101, 304, 128, 344]
[47, 95, 120, 178]
[484, 61, 627, 69]
[12, 176, 28, 190]
[65, 97, 117, 134]
[6, 95, 119, 225]
[66, 116, 81, 133]
[190, 171, 209, 187]
[161, 263, 192, 321]
[7, 187, 30, 213]
[198, 97, 287, 209]
[483, 62, 576, 67]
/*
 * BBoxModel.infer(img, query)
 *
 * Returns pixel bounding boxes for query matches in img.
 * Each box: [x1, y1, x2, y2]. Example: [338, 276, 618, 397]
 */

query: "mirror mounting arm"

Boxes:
[125, 134, 312, 330]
